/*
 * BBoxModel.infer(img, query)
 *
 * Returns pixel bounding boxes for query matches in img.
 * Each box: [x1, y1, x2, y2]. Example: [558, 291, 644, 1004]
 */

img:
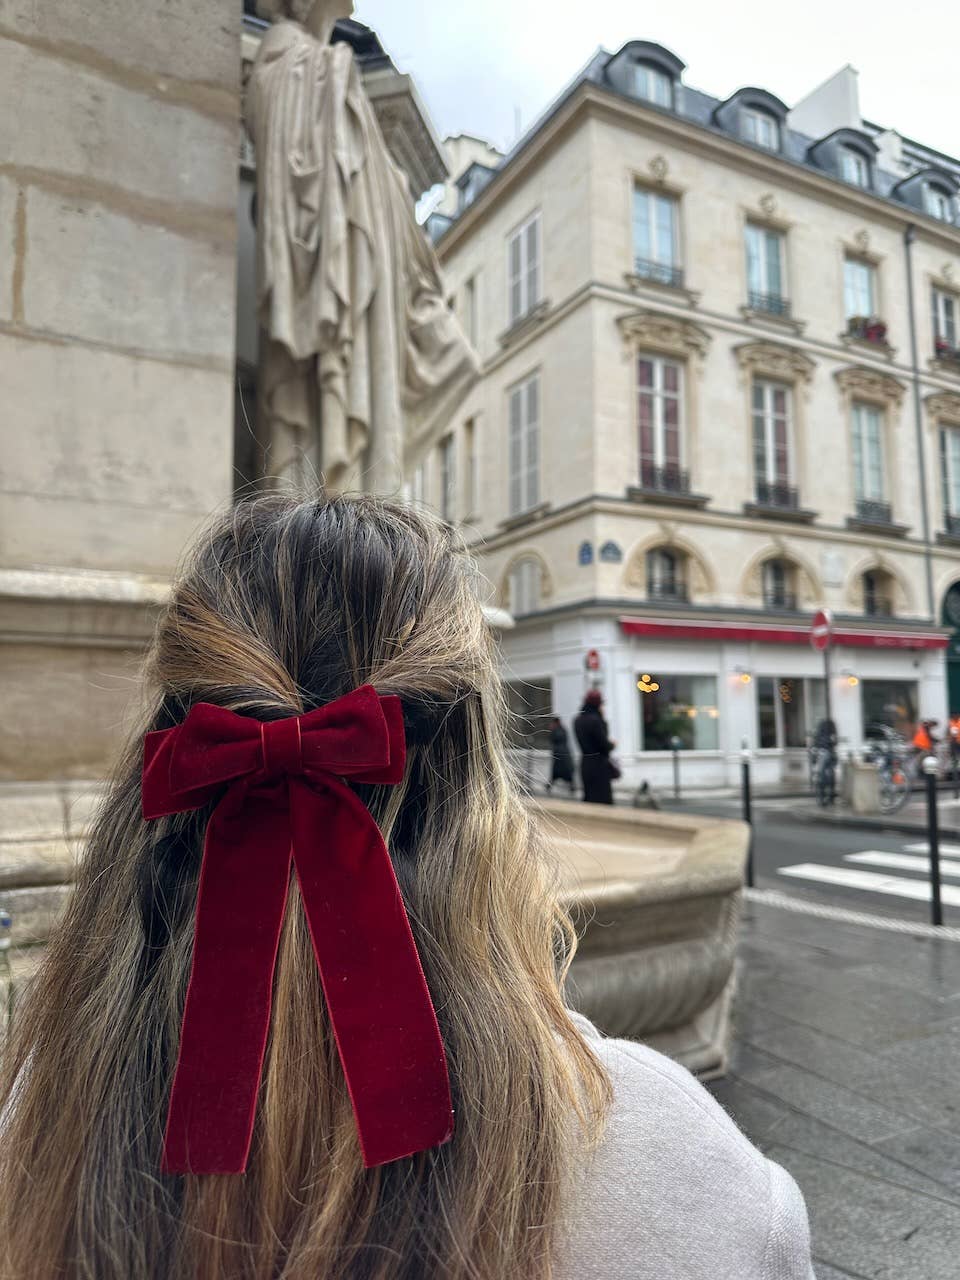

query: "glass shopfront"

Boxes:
[757, 677, 826, 749]
[638, 674, 720, 751]
[862, 680, 918, 739]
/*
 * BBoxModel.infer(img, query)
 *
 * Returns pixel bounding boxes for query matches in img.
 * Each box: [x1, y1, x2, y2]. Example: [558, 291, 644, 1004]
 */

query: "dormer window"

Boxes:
[926, 185, 954, 223]
[742, 109, 779, 151]
[634, 62, 672, 108]
[841, 148, 870, 188]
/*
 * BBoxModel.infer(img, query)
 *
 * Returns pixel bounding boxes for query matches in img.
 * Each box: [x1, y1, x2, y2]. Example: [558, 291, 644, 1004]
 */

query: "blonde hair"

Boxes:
[0, 494, 609, 1279]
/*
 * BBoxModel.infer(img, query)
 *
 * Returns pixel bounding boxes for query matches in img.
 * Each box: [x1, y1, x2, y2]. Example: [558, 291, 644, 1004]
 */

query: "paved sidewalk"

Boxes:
[772, 794, 960, 839]
[712, 894, 960, 1279]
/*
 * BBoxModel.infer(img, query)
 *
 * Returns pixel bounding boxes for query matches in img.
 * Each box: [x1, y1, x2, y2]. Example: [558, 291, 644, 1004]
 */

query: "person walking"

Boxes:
[574, 688, 617, 805]
[547, 717, 575, 794]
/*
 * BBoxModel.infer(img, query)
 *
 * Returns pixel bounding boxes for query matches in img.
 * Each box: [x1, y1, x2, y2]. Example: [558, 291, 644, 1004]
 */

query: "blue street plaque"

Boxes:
[599, 540, 623, 564]
[578, 540, 594, 566]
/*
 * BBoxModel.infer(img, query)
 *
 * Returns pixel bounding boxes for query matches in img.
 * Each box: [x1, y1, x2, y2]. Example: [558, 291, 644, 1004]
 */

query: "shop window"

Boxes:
[505, 678, 553, 750]
[862, 680, 918, 741]
[757, 677, 826, 749]
[638, 674, 719, 751]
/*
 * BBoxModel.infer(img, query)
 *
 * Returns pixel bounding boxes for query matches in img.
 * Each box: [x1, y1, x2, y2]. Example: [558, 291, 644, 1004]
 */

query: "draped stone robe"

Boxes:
[247, 15, 477, 494]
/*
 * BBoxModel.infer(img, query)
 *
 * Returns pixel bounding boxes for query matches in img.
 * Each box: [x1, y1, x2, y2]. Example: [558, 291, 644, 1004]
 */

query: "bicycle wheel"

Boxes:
[879, 762, 911, 814]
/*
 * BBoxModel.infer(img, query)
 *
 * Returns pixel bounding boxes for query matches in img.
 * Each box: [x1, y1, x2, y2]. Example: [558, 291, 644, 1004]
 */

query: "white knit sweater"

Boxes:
[557, 1016, 816, 1279]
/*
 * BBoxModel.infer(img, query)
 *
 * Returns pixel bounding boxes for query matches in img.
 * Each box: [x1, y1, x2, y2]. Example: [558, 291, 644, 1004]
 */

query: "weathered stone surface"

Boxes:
[0, 643, 144, 781]
[0, 173, 14, 322]
[0, 0, 239, 91]
[0, 335, 233, 573]
[0, 884, 71, 947]
[0, 40, 237, 211]
[22, 187, 236, 361]
[0, 839, 79, 889]
[0, 783, 67, 842]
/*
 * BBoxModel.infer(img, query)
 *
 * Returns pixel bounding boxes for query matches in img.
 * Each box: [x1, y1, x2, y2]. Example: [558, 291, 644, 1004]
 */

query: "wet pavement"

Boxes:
[712, 896, 960, 1279]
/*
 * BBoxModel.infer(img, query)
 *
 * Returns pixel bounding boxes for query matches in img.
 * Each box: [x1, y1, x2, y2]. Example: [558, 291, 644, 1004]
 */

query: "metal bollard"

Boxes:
[671, 736, 682, 802]
[923, 756, 944, 927]
[741, 746, 754, 889]
[0, 907, 12, 1028]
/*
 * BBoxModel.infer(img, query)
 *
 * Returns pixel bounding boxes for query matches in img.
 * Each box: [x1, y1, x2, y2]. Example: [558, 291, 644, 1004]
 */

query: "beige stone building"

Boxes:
[417, 45, 960, 789]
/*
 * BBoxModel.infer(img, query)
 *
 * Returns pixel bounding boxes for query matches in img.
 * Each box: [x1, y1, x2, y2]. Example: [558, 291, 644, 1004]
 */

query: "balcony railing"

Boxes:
[755, 480, 800, 510]
[763, 591, 798, 612]
[935, 338, 960, 366]
[633, 258, 684, 289]
[647, 581, 689, 604]
[946, 512, 960, 536]
[865, 596, 895, 618]
[846, 316, 888, 346]
[639, 464, 691, 495]
[855, 498, 894, 525]
[748, 291, 791, 317]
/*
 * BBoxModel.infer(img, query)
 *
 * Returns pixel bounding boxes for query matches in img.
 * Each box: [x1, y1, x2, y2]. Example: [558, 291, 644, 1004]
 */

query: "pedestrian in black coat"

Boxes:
[573, 689, 616, 805]
[547, 717, 575, 793]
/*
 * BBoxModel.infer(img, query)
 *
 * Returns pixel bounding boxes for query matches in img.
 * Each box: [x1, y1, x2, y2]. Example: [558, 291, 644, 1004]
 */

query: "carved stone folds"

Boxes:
[618, 309, 711, 360]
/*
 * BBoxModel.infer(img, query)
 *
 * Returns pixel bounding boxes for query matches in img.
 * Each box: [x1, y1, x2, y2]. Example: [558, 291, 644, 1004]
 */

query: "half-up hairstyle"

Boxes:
[0, 494, 610, 1280]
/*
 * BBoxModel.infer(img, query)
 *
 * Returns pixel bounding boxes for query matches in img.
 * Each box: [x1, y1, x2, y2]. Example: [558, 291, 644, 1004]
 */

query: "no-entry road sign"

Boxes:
[811, 608, 833, 652]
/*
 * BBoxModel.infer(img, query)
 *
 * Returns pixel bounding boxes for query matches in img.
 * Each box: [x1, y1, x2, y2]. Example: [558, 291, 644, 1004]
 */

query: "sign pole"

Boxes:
[824, 639, 834, 728]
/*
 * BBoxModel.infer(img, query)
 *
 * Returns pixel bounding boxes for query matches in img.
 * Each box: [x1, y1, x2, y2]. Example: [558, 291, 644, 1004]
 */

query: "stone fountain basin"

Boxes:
[534, 797, 749, 1078]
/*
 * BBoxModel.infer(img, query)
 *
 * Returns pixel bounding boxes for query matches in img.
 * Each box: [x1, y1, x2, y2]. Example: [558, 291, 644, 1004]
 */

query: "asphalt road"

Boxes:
[663, 796, 957, 927]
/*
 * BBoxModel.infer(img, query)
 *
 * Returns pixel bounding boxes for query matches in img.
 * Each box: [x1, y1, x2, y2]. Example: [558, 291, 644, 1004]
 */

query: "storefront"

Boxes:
[500, 614, 949, 793]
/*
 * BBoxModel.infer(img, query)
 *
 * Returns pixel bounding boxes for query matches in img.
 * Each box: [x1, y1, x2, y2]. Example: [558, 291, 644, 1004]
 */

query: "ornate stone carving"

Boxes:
[618, 310, 711, 360]
[943, 262, 955, 284]
[758, 193, 777, 218]
[834, 366, 906, 405]
[649, 154, 669, 182]
[733, 341, 816, 383]
[854, 228, 870, 253]
[926, 391, 960, 423]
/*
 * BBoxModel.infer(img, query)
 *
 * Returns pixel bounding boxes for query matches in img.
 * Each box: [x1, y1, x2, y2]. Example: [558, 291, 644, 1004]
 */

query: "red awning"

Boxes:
[619, 617, 949, 651]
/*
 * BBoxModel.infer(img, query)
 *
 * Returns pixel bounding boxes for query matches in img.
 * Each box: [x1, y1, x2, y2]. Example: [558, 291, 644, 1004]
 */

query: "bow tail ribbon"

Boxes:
[162, 777, 453, 1175]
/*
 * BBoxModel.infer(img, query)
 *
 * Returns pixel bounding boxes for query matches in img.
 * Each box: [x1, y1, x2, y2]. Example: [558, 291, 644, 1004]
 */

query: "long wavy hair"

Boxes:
[0, 494, 610, 1280]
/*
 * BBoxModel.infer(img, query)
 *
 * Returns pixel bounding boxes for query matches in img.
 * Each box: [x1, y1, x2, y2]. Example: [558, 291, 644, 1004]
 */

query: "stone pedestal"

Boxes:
[846, 759, 882, 814]
[540, 798, 748, 1078]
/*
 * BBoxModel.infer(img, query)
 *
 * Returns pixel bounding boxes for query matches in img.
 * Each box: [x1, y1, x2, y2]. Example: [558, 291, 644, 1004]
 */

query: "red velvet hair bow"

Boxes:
[142, 685, 454, 1176]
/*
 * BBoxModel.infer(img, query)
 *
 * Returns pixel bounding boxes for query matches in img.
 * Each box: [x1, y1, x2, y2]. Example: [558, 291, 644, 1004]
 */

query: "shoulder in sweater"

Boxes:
[556, 1015, 815, 1280]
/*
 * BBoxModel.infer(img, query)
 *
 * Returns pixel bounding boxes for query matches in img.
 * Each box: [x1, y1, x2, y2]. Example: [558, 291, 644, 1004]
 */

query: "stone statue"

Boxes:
[247, 0, 478, 493]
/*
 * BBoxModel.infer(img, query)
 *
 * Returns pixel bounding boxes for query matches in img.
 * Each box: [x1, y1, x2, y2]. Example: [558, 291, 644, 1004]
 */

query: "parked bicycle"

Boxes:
[810, 718, 839, 808]
[862, 724, 918, 815]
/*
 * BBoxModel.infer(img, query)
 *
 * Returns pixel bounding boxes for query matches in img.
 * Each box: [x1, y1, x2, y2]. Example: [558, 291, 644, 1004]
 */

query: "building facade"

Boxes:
[414, 44, 960, 789]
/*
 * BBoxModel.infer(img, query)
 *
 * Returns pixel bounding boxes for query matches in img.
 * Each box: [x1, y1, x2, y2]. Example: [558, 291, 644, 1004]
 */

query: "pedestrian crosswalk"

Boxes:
[779, 842, 960, 910]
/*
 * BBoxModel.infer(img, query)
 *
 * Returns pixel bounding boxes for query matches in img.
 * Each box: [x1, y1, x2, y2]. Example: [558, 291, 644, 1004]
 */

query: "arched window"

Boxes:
[863, 570, 894, 618]
[646, 546, 688, 601]
[507, 557, 543, 617]
[762, 558, 797, 610]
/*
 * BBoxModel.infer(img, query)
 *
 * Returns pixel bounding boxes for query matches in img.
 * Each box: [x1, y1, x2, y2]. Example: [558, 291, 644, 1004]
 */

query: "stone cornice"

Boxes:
[925, 390, 960, 423]
[834, 365, 907, 406]
[734, 340, 816, 383]
[617, 308, 711, 359]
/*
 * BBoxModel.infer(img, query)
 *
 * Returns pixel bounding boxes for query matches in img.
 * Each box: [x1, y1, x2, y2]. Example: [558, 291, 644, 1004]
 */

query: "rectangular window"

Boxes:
[862, 680, 918, 740]
[464, 275, 479, 346]
[633, 187, 679, 280]
[637, 355, 683, 485]
[842, 149, 869, 188]
[752, 379, 792, 488]
[745, 223, 785, 306]
[464, 417, 478, 517]
[844, 257, 876, 318]
[926, 186, 953, 222]
[508, 373, 540, 516]
[507, 213, 540, 326]
[508, 559, 542, 617]
[940, 426, 960, 517]
[851, 402, 885, 502]
[638, 674, 719, 752]
[438, 434, 456, 522]
[635, 64, 672, 107]
[742, 109, 778, 150]
[411, 462, 426, 505]
[932, 287, 958, 350]
[505, 678, 553, 750]
[758, 677, 826, 749]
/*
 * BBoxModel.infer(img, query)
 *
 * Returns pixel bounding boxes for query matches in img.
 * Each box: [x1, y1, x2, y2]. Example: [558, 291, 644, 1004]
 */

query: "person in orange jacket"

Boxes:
[913, 720, 937, 753]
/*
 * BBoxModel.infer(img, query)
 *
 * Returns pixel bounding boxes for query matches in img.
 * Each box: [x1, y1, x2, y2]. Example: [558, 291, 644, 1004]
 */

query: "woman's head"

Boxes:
[0, 494, 609, 1280]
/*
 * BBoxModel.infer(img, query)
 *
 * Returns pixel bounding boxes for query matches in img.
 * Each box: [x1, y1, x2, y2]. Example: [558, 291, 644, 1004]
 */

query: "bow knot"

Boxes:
[259, 716, 303, 780]
[142, 685, 453, 1176]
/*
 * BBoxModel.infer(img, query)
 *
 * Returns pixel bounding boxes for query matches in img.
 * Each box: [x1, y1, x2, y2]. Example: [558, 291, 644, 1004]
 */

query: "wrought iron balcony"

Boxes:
[633, 258, 684, 289]
[639, 464, 691, 495]
[845, 316, 888, 346]
[935, 338, 960, 366]
[946, 512, 960, 536]
[647, 581, 689, 604]
[755, 481, 800, 510]
[864, 595, 895, 618]
[855, 498, 894, 526]
[748, 291, 791, 317]
[763, 591, 798, 612]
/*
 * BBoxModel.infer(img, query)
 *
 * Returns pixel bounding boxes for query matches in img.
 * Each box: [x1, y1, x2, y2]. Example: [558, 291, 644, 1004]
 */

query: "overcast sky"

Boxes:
[354, 0, 960, 160]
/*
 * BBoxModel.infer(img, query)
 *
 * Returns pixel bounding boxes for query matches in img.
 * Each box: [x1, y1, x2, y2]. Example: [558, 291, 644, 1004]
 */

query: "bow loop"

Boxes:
[141, 686, 453, 1176]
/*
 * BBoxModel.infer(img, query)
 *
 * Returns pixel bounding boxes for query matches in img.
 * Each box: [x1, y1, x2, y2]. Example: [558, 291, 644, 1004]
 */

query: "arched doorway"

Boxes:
[942, 582, 960, 714]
